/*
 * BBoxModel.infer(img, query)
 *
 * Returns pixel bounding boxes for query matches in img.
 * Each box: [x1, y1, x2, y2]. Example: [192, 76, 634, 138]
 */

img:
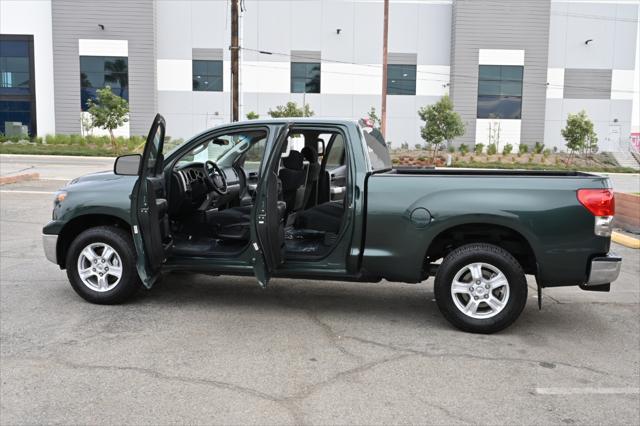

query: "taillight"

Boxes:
[577, 189, 615, 216]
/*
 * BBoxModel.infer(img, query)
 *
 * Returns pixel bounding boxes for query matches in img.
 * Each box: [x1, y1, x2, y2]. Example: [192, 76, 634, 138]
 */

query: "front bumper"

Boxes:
[42, 234, 58, 264]
[585, 253, 621, 286]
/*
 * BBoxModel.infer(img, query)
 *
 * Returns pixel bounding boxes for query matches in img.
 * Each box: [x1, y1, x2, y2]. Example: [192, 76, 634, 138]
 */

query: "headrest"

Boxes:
[301, 146, 318, 163]
[282, 150, 303, 170]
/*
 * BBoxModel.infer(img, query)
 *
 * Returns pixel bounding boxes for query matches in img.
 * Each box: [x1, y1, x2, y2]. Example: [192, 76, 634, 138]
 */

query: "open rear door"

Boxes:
[251, 125, 289, 287]
[131, 114, 171, 288]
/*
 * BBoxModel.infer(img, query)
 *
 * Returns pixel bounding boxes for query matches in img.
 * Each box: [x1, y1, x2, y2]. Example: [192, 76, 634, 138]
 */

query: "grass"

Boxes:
[0, 134, 185, 157]
[449, 161, 638, 174]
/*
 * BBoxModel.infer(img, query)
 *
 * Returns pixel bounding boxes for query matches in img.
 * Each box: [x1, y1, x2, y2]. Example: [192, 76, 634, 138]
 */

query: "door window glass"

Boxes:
[325, 134, 345, 169]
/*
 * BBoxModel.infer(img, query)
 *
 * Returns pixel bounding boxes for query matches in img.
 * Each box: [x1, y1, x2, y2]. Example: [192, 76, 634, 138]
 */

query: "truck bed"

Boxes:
[388, 167, 595, 177]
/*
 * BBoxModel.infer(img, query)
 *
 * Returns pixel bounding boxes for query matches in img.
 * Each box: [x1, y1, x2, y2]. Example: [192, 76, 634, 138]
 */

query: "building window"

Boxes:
[477, 65, 523, 119]
[0, 35, 36, 136]
[192, 60, 223, 92]
[291, 62, 320, 93]
[80, 56, 129, 111]
[387, 64, 416, 95]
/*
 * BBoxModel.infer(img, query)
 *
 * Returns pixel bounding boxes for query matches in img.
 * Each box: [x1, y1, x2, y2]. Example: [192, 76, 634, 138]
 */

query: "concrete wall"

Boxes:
[450, 0, 551, 148]
[156, 0, 452, 146]
[545, 0, 638, 152]
[0, 0, 56, 135]
[51, 0, 156, 136]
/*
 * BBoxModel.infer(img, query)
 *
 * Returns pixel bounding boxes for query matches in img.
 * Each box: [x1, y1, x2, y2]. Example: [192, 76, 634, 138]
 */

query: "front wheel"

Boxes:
[66, 226, 141, 304]
[434, 243, 527, 333]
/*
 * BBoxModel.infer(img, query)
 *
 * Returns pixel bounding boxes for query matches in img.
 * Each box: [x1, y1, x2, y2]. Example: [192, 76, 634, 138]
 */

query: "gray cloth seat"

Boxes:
[294, 200, 344, 234]
[210, 202, 286, 241]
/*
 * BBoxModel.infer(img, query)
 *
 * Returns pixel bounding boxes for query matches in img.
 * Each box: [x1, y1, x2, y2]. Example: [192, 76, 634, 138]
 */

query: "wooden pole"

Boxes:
[231, 0, 239, 121]
[380, 0, 389, 138]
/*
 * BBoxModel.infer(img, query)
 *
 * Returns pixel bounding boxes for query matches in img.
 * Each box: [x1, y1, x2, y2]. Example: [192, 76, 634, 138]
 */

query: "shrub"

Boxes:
[415, 144, 423, 150]
[246, 111, 260, 120]
[543, 148, 551, 158]
[502, 144, 513, 155]
[458, 144, 469, 155]
[518, 144, 529, 154]
[447, 145, 456, 153]
[533, 142, 545, 154]
[400, 142, 409, 150]
[487, 143, 497, 155]
[474, 143, 485, 154]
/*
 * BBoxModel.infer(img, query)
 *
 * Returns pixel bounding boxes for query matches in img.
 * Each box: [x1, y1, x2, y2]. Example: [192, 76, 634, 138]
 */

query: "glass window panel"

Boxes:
[479, 65, 500, 80]
[4, 56, 29, 73]
[291, 62, 321, 93]
[501, 81, 522, 97]
[477, 95, 522, 119]
[79, 56, 128, 110]
[192, 60, 223, 92]
[501, 65, 523, 82]
[478, 80, 501, 96]
[387, 64, 416, 95]
[0, 40, 29, 57]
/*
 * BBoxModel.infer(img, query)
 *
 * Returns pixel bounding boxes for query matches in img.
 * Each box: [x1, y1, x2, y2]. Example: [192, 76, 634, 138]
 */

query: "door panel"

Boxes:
[251, 125, 288, 287]
[131, 114, 169, 288]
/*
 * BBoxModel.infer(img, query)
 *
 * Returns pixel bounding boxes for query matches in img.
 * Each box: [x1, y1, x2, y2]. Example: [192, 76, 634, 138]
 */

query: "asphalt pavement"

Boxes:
[0, 156, 639, 425]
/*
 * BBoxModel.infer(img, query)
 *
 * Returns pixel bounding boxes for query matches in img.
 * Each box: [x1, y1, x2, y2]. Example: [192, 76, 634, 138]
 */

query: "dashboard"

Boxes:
[170, 162, 243, 215]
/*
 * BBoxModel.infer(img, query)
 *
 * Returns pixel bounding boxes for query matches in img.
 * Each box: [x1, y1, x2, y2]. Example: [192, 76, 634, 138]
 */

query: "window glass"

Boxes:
[291, 62, 320, 93]
[0, 36, 35, 136]
[80, 56, 129, 111]
[192, 60, 223, 91]
[146, 125, 164, 175]
[361, 126, 392, 171]
[325, 134, 345, 169]
[242, 138, 267, 174]
[0, 40, 31, 95]
[477, 65, 523, 119]
[387, 64, 416, 95]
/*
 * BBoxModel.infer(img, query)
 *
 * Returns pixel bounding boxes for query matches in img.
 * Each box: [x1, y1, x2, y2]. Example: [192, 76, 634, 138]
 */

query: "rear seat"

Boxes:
[294, 200, 344, 234]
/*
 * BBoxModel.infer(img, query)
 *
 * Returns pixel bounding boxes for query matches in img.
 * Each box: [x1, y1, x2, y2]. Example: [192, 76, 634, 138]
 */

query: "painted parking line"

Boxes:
[536, 387, 640, 395]
[0, 190, 55, 195]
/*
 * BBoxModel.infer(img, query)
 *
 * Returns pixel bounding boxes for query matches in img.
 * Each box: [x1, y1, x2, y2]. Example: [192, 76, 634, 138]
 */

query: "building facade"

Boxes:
[1, 0, 638, 151]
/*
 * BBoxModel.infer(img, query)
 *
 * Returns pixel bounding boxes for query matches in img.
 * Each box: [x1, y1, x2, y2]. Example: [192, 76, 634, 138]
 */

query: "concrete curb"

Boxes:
[0, 172, 40, 185]
[612, 231, 640, 249]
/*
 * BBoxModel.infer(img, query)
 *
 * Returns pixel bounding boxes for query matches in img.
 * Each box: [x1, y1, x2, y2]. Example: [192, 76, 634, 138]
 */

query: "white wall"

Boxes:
[155, 0, 453, 146]
[0, 0, 56, 135]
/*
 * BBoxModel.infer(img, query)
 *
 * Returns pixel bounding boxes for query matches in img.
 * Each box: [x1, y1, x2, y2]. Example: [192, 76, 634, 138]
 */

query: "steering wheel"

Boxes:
[204, 160, 228, 195]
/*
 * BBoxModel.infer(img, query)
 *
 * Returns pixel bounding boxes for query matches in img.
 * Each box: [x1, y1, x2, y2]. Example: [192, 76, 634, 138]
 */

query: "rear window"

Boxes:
[361, 126, 392, 171]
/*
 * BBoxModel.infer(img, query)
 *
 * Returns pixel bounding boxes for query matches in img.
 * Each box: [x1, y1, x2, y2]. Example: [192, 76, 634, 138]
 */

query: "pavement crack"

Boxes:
[342, 335, 628, 379]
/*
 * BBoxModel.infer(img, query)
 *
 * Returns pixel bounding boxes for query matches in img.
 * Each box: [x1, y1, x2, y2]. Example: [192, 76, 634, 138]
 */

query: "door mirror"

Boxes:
[114, 154, 141, 176]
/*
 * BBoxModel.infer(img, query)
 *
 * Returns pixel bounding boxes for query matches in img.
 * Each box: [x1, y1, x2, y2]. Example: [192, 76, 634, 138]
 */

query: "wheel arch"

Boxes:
[57, 214, 131, 268]
[425, 222, 538, 276]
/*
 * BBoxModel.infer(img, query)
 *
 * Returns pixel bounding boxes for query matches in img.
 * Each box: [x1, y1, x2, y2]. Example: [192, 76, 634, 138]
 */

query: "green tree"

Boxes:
[417, 95, 465, 162]
[268, 101, 314, 118]
[561, 110, 596, 164]
[246, 111, 260, 120]
[87, 86, 129, 153]
[367, 107, 381, 129]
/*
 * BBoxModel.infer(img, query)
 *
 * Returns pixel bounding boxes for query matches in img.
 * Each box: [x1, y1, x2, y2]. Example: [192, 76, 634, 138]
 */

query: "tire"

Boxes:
[65, 226, 141, 304]
[434, 243, 527, 334]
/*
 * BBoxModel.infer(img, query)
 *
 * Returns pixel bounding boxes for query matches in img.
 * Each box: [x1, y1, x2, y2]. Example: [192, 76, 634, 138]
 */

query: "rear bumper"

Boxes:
[585, 253, 621, 286]
[42, 233, 58, 264]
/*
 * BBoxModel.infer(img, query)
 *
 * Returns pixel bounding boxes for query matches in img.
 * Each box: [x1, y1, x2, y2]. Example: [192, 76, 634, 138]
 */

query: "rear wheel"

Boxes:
[434, 243, 527, 333]
[66, 226, 140, 304]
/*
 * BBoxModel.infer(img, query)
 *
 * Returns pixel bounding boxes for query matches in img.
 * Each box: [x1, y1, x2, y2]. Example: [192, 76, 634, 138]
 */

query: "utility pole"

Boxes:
[380, 0, 389, 138]
[230, 0, 239, 121]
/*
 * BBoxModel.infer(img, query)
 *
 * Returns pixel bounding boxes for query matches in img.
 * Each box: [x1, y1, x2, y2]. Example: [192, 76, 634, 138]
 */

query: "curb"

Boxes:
[0, 172, 40, 186]
[612, 231, 640, 249]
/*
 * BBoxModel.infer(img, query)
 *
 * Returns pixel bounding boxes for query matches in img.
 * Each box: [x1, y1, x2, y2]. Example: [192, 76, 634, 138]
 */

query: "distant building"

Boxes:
[1, 0, 638, 151]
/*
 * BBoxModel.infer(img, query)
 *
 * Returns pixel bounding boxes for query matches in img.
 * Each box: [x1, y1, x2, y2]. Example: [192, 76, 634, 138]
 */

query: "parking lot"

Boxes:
[1, 157, 639, 425]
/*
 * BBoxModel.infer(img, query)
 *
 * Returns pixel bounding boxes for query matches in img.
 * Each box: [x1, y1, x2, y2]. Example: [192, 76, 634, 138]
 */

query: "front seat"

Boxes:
[278, 150, 307, 213]
[209, 202, 287, 241]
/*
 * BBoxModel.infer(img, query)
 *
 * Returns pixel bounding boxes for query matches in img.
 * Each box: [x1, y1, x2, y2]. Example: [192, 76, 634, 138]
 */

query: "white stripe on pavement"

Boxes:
[535, 387, 640, 395]
[0, 190, 54, 195]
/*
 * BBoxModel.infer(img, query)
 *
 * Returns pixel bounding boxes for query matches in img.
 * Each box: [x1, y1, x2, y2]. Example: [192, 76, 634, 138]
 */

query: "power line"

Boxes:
[241, 47, 639, 94]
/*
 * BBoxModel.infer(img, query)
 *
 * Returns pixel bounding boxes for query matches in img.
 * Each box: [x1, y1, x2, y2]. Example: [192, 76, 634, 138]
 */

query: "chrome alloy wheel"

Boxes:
[76, 243, 123, 292]
[450, 262, 510, 319]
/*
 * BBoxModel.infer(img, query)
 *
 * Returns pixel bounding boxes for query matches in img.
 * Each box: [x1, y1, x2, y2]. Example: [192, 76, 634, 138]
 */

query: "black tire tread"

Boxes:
[434, 243, 527, 334]
[65, 225, 140, 304]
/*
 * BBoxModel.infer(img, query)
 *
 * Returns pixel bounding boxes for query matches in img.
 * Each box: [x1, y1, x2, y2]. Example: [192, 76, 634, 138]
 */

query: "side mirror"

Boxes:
[114, 154, 141, 176]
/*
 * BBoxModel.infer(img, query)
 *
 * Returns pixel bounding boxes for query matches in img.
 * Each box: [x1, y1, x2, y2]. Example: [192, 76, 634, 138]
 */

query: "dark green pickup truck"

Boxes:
[43, 115, 621, 333]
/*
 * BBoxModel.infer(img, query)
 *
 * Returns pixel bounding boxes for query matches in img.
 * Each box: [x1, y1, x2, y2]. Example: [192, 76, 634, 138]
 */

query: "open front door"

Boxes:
[251, 125, 289, 287]
[131, 114, 170, 288]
